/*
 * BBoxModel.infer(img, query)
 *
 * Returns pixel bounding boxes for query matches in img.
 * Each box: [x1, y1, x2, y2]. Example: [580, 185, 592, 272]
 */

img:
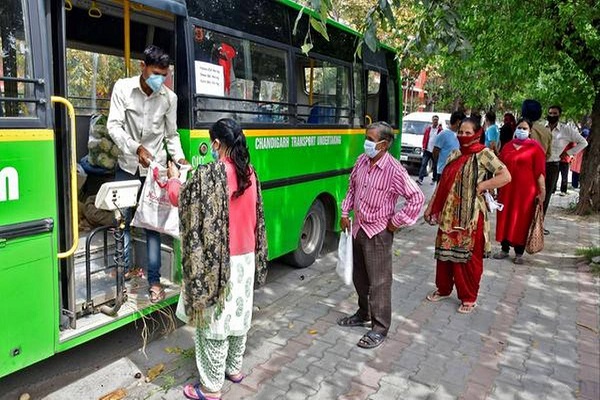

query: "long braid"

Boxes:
[210, 119, 253, 198]
[229, 132, 252, 198]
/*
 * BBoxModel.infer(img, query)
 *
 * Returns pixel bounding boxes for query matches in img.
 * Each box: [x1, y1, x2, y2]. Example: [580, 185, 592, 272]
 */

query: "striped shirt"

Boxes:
[341, 152, 425, 238]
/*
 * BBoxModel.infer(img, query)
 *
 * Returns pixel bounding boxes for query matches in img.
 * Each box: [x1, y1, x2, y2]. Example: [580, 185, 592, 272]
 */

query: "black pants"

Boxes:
[559, 161, 570, 193]
[501, 240, 524, 256]
[572, 172, 580, 189]
[543, 162, 560, 215]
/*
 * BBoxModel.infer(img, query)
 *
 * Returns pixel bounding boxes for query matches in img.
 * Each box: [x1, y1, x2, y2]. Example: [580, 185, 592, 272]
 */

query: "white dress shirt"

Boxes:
[545, 121, 588, 163]
[107, 75, 185, 176]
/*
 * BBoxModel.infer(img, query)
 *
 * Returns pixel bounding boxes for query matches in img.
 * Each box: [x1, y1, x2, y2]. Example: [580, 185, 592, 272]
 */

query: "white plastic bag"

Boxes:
[175, 289, 189, 323]
[131, 162, 181, 239]
[336, 220, 353, 285]
[483, 191, 504, 213]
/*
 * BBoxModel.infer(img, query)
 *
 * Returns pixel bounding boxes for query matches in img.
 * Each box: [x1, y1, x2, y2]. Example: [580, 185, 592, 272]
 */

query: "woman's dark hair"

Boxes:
[209, 118, 252, 198]
[516, 117, 533, 129]
[143, 45, 170, 68]
[460, 116, 481, 132]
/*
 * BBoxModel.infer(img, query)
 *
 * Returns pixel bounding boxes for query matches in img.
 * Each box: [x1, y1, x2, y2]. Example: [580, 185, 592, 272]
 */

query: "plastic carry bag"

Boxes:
[483, 191, 504, 213]
[336, 220, 353, 285]
[175, 289, 189, 324]
[131, 162, 185, 239]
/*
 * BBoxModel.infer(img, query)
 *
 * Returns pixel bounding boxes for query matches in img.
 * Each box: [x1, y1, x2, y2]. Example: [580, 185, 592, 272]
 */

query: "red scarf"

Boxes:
[430, 138, 485, 219]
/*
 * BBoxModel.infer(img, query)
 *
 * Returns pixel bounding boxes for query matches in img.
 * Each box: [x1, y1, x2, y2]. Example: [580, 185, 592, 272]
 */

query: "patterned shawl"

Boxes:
[430, 141, 486, 263]
[179, 162, 268, 326]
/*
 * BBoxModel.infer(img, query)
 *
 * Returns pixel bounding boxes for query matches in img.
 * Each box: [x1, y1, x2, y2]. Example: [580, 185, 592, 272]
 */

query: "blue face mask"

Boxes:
[211, 141, 219, 161]
[364, 139, 383, 158]
[145, 74, 165, 92]
[514, 128, 529, 140]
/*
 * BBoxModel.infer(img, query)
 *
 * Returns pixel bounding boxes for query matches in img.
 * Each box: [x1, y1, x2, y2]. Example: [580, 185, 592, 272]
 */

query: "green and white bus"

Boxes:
[0, 0, 401, 377]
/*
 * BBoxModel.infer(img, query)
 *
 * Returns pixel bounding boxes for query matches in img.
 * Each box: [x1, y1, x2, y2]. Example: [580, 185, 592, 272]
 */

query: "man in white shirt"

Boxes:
[417, 115, 443, 185]
[543, 105, 588, 218]
[107, 45, 188, 303]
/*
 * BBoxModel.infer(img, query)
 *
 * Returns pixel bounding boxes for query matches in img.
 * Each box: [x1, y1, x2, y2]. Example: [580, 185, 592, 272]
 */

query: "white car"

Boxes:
[400, 112, 451, 173]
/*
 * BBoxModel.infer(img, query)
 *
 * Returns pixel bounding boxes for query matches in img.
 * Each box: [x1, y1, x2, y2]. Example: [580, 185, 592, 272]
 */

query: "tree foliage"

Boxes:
[297, 0, 599, 213]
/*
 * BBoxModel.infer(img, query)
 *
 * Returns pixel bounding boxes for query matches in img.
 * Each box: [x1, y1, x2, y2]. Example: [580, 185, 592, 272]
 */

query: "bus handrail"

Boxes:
[0, 76, 45, 85]
[51, 96, 79, 259]
[193, 94, 295, 107]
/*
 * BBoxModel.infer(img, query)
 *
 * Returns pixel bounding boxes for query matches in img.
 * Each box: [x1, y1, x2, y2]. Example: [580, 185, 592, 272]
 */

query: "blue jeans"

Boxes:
[115, 167, 162, 286]
[418, 150, 438, 182]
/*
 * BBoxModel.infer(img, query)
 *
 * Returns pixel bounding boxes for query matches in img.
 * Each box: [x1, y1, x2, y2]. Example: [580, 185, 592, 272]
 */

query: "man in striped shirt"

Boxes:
[338, 121, 425, 349]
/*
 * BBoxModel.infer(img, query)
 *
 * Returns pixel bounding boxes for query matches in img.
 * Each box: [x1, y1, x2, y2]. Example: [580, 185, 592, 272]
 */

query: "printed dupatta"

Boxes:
[179, 162, 268, 326]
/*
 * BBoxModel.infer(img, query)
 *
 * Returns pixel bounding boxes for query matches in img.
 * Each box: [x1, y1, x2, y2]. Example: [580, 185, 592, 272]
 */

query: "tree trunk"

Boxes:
[575, 90, 600, 215]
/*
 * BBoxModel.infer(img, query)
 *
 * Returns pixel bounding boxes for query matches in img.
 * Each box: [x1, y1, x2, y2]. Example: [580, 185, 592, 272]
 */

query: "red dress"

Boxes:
[496, 139, 546, 246]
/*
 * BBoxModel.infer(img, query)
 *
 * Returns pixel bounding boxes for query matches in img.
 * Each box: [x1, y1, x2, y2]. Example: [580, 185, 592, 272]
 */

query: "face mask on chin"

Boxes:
[547, 115, 559, 124]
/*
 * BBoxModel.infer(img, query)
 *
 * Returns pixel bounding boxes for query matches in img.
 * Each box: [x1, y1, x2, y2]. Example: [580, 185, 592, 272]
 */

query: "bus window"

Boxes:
[366, 70, 380, 122]
[299, 58, 350, 125]
[193, 26, 289, 125]
[353, 67, 364, 127]
[388, 76, 398, 128]
[0, 0, 35, 119]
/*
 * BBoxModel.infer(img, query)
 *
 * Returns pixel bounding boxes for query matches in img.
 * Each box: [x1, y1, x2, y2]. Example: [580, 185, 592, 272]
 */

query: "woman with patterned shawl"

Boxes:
[424, 117, 511, 314]
[167, 119, 268, 400]
[494, 118, 546, 264]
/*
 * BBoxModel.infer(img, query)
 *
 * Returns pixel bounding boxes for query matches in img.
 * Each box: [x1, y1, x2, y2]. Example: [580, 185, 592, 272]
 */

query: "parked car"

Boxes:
[400, 112, 451, 173]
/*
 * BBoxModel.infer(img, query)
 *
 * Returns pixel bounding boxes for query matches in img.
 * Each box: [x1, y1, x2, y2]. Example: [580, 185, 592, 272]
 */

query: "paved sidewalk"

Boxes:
[6, 183, 599, 400]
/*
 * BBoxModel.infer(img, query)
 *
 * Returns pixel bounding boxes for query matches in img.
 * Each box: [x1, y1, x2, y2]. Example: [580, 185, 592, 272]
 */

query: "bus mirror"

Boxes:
[95, 180, 141, 211]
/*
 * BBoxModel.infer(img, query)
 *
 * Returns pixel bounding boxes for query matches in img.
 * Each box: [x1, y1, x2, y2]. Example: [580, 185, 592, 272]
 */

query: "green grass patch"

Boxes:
[575, 246, 600, 261]
[576, 246, 600, 276]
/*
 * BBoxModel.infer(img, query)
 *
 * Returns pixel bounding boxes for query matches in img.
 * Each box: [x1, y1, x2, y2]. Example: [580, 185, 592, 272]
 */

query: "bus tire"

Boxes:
[286, 199, 326, 268]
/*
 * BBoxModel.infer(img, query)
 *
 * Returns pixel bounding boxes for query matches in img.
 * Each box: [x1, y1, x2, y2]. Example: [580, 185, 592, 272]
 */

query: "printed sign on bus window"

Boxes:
[195, 61, 224, 96]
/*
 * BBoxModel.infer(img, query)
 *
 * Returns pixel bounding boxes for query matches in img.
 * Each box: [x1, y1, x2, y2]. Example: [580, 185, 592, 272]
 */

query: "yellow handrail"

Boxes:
[51, 96, 79, 259]
[124, 0, 131, 77]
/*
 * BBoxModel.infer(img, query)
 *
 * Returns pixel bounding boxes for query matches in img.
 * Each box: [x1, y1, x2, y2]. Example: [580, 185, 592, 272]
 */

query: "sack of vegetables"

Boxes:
[87, 114, 120, 171]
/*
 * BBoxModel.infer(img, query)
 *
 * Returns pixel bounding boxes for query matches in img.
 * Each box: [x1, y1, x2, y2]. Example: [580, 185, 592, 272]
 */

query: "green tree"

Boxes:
[432, 0, 599, 214]
[299, 0, 599, 214]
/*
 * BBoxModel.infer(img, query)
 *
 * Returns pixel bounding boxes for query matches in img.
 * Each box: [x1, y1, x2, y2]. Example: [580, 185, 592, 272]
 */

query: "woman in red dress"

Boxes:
[494, 118, 546, 264]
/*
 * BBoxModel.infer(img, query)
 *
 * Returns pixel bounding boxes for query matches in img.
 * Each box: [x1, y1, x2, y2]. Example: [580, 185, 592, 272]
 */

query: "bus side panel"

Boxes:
[0, 233, 56, 378]
[261, 174, 349, 258]
[247, 132, 363, 259]
[0, 135, 58, 378]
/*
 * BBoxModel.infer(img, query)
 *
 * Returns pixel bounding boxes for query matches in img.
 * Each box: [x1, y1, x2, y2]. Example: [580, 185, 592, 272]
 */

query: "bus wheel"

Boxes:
[286, 200, 326, 268]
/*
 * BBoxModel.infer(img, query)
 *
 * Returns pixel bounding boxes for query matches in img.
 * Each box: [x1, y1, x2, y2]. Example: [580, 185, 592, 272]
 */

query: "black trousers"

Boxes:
[559, 161, 570, 193]
[501, 240, 525, 256]
[543, 162, 560, 215]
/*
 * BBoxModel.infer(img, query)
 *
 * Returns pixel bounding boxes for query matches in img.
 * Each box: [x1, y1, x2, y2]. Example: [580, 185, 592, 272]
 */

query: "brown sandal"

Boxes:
[149, 285, 165, 303]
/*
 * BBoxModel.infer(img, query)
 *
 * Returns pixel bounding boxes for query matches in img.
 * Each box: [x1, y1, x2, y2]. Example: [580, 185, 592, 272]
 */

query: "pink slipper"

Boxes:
[226, 373, 244, 383]
[183, 383, 220, 400]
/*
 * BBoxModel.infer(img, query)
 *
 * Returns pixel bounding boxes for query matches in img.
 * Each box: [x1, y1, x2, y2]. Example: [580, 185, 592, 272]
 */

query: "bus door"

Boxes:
[48, 0, 186, 336]
[0, 0, 58, 378]
[363, 48, 400, 156]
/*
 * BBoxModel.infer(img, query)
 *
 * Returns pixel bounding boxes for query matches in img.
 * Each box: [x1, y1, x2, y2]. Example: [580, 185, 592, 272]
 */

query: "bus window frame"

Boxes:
[0, 0, 49, 129]
[189, 18, 294, 128]
[295, 52, 354, 128]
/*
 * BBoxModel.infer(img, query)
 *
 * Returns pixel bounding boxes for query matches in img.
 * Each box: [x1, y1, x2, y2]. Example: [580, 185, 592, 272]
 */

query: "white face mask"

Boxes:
[364, 139, 384, 158]
[514, 128, 529, 140]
